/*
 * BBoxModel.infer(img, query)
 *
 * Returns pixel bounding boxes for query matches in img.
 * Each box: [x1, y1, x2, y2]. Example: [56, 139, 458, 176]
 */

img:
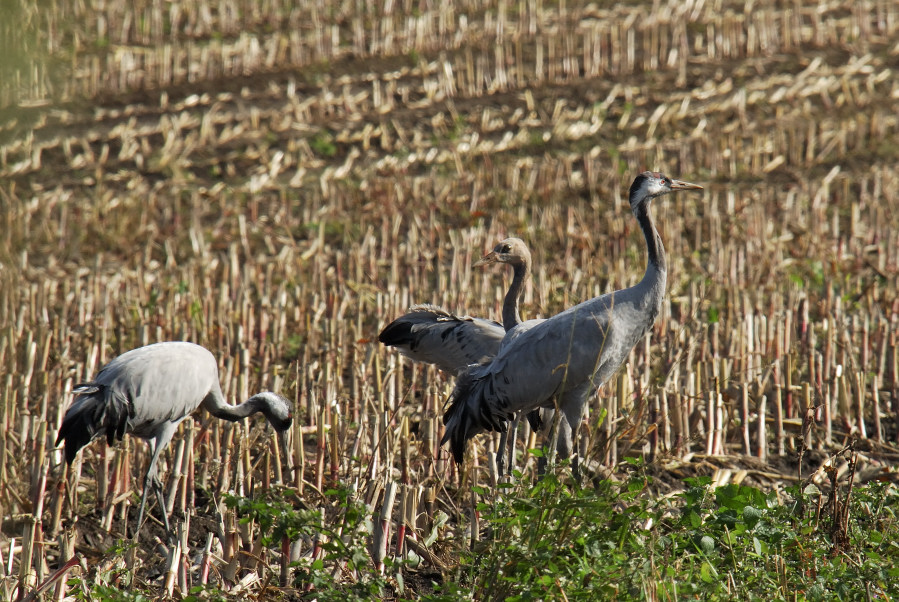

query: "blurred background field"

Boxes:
[2, 0, 899, 599]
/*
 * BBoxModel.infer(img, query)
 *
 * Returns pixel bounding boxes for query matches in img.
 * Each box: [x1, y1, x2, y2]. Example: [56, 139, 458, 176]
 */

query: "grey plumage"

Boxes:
[55, 341, 293, 537]
[377, 304, 506, 374]
[378, 238, 532, 374]
[442, 172, 703, 465]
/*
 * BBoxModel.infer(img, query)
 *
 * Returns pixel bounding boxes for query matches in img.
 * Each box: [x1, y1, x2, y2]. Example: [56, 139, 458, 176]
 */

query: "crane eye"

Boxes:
[501, 245, 510, 253]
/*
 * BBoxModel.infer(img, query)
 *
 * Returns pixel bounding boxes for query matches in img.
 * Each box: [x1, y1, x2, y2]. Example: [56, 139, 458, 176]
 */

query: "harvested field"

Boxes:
[2, 0, 899, 599]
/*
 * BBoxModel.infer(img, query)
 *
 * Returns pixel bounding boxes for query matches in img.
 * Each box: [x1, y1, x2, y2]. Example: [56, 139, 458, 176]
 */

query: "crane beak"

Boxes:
[669, 179, 703, 191]
[474, 251, 499, 267]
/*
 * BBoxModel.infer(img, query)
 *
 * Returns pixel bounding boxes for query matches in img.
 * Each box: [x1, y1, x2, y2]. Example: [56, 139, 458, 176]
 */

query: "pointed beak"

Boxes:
[669, 179, 703, 191]
[474, 251, 498, 267]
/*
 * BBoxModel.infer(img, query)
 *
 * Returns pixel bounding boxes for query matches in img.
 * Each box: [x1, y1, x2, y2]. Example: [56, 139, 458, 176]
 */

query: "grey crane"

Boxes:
[442, 172, 703, 470]
[377, 238, 532, 371]
[55, 341, 293, 538]
[378, 238, 540, 472]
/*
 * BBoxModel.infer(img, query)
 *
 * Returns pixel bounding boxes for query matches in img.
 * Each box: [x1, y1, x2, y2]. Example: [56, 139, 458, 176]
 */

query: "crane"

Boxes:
[379, 238, 539, 473]
[378, 237, 532, 372]
[55, 341, 293, 538]
[441, 172, 703, 472]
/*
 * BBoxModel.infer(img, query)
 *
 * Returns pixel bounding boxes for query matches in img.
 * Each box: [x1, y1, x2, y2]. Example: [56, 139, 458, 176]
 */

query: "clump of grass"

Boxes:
[218, 459, 899, 601]
[310, 131, 338, 158]
[224, 485, 416, 601]
[421, 461, 899, 601]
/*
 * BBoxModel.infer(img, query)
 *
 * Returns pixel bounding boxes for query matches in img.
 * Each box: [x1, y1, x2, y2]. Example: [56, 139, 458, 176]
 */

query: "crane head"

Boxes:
[474, 237, 531, 268]
[629, 171, 703, 212]
[251, 392, 294, 431]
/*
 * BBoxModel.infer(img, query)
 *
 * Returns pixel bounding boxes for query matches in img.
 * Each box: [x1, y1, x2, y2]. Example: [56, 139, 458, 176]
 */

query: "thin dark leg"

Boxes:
[496, 416, 521, 478]
[153, 475, 171, 535]
[134, 473, 152, 540]
[133, 425, 177, 541]
[496, 430, 508, 477]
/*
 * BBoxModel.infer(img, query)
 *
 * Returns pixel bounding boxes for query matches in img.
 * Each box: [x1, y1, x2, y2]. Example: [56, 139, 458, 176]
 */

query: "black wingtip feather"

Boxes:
[440, 398, 467, 464]
[441, 368, 510, 464]
[56, 384, 130, 465]
[525, 409, 542, 432]
[378, 319, 414, 347]
[56, 410, 95, 465]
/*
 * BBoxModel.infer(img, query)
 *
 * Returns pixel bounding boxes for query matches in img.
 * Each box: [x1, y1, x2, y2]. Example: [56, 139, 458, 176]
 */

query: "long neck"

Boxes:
[203, 387, 263, 422]
[502, 261, 529, 330]
[633, 200, 667, 306]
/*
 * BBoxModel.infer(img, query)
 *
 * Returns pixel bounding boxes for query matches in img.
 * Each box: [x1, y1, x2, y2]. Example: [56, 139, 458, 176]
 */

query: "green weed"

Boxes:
[420, 466, 899, 600]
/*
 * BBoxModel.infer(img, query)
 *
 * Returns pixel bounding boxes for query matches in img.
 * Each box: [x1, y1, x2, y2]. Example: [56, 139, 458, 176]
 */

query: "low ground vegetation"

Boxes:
[3, 0, 899, 599]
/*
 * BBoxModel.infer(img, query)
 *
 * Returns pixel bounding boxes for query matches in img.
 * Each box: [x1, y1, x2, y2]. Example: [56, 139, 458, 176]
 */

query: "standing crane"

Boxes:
[379, 238, 539, 472]
[442, 172, 703, 471]
[55, 341, 293, 539]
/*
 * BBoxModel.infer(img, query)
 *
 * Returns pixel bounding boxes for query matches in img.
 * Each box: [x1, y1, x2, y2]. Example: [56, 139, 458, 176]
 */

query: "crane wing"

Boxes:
[378, 304, 505, 374]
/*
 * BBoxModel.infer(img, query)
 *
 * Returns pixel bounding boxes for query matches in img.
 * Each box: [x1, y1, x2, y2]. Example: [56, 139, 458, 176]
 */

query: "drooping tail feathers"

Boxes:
[441, 367, 512, 464]
[55, 383, 132, 464]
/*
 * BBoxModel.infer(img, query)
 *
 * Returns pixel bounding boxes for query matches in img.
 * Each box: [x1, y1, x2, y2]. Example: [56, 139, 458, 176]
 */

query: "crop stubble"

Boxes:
[1, 0, 899, 597]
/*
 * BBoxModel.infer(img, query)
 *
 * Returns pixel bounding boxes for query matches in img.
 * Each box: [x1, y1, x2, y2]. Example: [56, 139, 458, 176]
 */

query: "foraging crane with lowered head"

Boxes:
[56, 341, 293, 539]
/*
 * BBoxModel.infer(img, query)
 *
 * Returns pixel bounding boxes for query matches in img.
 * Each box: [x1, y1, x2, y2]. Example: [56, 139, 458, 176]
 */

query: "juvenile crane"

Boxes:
[442, 172, 703, 469]
[378, 237, 532, 372]
[55, 341, 293, 538]
[379, 238, 540, 472]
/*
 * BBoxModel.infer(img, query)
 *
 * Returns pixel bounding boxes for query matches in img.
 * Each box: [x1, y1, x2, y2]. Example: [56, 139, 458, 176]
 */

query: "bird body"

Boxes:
[447, 276, 659, 457]
[56, 341, 292, 537]
[379, 238, 536, 474]
[442, 172, 703, 465]
[378, 238, 533, 376]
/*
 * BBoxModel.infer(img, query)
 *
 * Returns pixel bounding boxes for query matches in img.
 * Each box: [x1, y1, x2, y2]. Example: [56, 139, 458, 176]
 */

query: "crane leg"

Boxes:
[537, 407, 560, 475]
[153, 475, 172, 535]
[496, 431, 507, 477]
[559, 391, 588, 480]
[135, 476, 151, 540]
[542, 404, 566, 469]
[135, 472, 172, 539]
[495, 416, 520, 477]
[133, 426, 177, 541]
[539, 399, 582, 475]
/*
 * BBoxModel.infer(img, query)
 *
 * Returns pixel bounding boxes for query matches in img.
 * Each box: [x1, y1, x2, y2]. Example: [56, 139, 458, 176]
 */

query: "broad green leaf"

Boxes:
[689, 510, 702, 528]
[743, 505, 763, 527]
[424, 511, 449, 547]
[700, 561, 715, 583]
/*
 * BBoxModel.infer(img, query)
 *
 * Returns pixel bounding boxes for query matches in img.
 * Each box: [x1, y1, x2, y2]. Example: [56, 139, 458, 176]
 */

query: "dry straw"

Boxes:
[2, 0, 899, 597]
